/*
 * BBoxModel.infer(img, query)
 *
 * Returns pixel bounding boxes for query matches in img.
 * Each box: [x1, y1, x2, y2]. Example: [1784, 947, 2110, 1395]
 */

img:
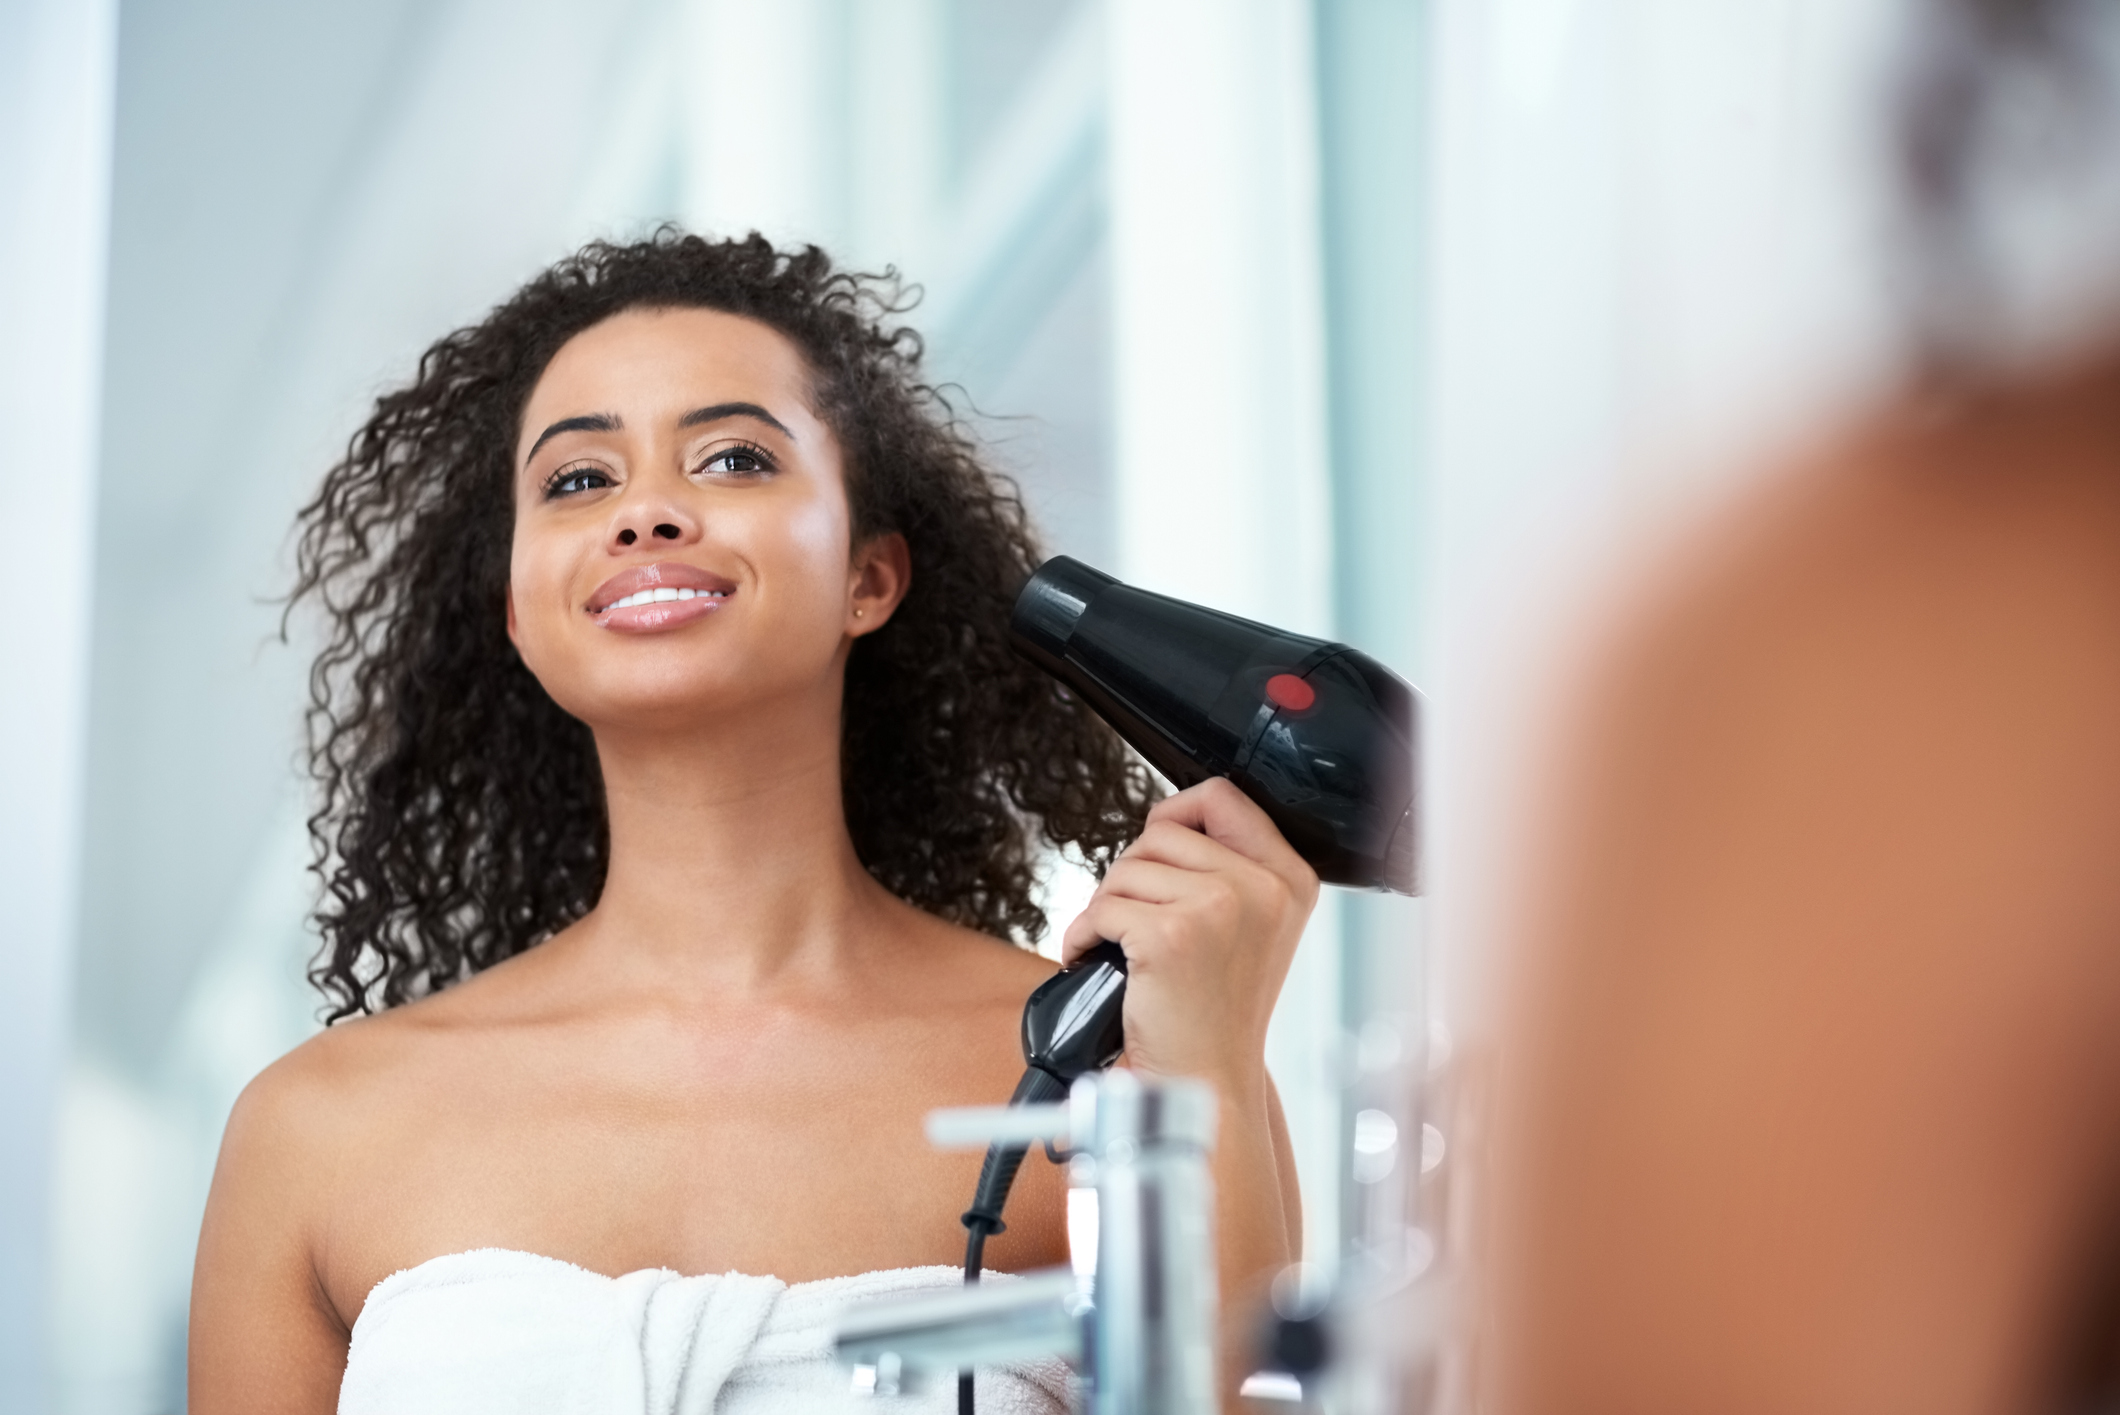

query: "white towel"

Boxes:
[338, 1248, 1071, 1415]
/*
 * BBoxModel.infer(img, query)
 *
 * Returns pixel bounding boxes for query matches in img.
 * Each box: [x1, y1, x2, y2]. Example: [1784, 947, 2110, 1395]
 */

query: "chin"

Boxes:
[547, 660, 817, 732]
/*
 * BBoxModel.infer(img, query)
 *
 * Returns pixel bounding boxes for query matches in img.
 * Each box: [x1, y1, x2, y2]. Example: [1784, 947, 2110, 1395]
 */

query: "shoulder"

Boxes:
[1534, 365, 2120, 1057]
[221, 955, 543, 1187]
[916, 911, 1062, 995]
[197, 1015, 409, 1340]
[860, 889, 1065, 1030]
[1491, 360, 2120, 1415]
[216, 1006, 426, 1197]
[1594, 376, 2120, 780]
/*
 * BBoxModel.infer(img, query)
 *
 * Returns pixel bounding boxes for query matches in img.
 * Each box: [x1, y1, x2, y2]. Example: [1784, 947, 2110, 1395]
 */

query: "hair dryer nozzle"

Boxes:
[1010, 556, 1116, 668]
[1010, 556, 1421, 895]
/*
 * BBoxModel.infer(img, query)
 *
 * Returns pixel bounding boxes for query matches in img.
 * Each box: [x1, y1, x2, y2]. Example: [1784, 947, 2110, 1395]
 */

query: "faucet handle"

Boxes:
[923, 1102, 1070, 1151]
[834, 1269, 1084, 1378]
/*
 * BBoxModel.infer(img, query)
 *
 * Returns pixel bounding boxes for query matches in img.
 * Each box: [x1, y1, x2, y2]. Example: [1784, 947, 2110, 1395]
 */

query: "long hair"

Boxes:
[290, 230, 1158, 1023]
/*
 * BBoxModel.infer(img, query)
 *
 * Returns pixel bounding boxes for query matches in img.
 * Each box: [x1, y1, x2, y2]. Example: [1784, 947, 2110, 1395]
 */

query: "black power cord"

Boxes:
[957, 1068, 1070, 1415]
[958, 1222, 992, 1415]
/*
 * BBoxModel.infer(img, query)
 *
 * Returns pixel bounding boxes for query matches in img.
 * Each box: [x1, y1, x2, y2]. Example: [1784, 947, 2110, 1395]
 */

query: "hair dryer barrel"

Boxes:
[1011, 556, 1420, 895]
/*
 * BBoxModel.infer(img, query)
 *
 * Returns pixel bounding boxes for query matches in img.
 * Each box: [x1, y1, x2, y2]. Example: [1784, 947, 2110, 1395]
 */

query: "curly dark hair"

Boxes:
[290, 229, 1157, 1023]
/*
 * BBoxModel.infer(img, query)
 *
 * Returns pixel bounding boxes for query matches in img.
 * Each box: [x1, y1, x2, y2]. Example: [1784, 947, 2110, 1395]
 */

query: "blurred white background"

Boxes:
[0, 0, 1925, 1409]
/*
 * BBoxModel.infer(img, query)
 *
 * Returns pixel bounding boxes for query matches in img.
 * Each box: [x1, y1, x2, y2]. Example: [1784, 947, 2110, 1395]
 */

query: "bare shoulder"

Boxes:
[221, 1013, 389, 1183]
[1571, 366, 2120, 959]
[192, 1003, 453, 1411]
[1516, 361, 2120, 1177]
[951, 927, 1065, 992]
[881, 889, 1063, 999]
[1494, 365, 2120, 1415]
[215, 953, 549, 1213]
[206, 1020, 400, 1261]
[939, 927, 1064, 1023]
[1598, 369, 2120, 785]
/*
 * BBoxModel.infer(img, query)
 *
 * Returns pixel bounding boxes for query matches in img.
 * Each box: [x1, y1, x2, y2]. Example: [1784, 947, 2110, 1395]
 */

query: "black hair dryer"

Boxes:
[959, 554, 1422, 1247]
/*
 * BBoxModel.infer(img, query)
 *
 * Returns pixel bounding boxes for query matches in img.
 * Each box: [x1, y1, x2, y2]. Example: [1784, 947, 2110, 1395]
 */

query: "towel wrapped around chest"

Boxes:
[338, 1248, 1070, 1415]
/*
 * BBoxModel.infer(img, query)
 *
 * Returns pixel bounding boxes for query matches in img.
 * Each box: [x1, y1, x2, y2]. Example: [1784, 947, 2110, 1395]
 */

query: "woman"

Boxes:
[1489, 1, 2120, 1411]
[188, 233, 1312, 1412]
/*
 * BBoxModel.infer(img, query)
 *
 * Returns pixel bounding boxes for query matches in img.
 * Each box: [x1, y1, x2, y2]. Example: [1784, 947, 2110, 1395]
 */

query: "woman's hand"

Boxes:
[1060, 777, 1320, 1103]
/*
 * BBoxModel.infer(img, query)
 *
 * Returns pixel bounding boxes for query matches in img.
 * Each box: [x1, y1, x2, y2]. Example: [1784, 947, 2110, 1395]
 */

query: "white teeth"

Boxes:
[603, 587, 725, 612]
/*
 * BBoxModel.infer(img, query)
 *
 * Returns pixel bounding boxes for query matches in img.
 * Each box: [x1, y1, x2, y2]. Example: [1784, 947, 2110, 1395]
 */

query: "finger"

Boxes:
[1146, 778, 1312, 881]
[1119, 818, 1241, 874]
[1060, 842, 1215, 959]
[1060, 895, 1107, 960]
[1062, 893, 1164, 967]
[1058, 922, 1107, 968]
[1094, 856, 1203, 907]
[1060, 905, 1128, 965]
[1061, 884, 1181, 963]
[1061, 849, 1241, 960]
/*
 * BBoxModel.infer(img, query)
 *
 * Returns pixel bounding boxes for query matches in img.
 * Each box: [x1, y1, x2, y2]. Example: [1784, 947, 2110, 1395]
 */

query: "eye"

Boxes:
[542, 463, 613, 499]
[697, 441, 776, 478]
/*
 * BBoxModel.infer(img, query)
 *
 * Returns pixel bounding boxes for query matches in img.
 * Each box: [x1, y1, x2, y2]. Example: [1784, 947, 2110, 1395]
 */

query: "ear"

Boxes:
[505, 582, 520, 648]
[847, 532, 911, 637]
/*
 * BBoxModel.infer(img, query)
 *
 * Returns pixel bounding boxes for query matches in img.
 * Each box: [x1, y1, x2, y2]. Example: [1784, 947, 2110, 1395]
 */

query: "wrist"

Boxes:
[1123, 1050, 1270, 1113]
[1214, 1070, 1272, 1124]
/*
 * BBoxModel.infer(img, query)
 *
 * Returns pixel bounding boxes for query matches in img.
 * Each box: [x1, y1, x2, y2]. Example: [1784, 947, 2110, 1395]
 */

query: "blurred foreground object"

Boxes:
[1487, 2, 2120, 1412]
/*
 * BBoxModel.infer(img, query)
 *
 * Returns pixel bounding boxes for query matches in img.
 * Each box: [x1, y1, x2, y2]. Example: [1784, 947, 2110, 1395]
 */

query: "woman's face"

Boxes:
[506, 306, 903, 732]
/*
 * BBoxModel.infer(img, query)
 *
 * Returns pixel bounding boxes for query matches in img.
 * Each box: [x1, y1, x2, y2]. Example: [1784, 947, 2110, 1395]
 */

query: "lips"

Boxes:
[587, 562, 737, 634]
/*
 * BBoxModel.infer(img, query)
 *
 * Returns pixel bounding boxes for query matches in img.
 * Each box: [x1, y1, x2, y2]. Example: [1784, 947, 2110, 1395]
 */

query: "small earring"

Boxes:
[855, 609, 865, 618]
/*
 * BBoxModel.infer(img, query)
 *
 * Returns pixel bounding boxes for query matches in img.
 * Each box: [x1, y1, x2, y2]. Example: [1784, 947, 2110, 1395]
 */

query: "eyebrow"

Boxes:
[678, 402, 794, 439]
[524, 413, 620, 464]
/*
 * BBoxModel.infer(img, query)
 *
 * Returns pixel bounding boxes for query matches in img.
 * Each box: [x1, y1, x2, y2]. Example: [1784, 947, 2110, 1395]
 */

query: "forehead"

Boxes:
[520, 307, 817, 445]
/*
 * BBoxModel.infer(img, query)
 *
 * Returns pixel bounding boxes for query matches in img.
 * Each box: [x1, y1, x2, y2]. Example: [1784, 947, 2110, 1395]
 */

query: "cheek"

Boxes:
[507, 521, 574, 663]
[751, 486, 854, 611]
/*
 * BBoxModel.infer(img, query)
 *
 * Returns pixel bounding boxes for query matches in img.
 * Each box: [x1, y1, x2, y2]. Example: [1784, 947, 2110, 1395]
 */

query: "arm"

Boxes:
[189, 1059, 350, 1415]
[1266, 1076, 1303, 1258]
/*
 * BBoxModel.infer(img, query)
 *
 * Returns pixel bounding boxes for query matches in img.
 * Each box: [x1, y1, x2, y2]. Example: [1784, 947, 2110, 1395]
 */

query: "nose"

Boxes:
[617, 523, 683, 547]
[607, 491, 699, 551]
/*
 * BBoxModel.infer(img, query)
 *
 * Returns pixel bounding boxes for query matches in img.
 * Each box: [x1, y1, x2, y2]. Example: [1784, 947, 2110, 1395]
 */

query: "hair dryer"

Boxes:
[958, 554, 1421, 1260]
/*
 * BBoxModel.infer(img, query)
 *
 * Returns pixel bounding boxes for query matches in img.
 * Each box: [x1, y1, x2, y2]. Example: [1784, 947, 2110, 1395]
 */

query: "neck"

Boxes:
[577, 682, 892, 995]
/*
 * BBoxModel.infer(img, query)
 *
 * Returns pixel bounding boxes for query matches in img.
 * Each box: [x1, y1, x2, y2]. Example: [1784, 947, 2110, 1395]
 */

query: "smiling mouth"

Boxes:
[588, 588, 732, 635]
[598, 586, 728, 612]
[584, 561, 737, 630]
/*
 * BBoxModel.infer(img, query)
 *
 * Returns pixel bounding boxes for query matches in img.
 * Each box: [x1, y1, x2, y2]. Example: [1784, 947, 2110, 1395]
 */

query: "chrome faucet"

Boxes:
[834, 1070, 1220, 1415]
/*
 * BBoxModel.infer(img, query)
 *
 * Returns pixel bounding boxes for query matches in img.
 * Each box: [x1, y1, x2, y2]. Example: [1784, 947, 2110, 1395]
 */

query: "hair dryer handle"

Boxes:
[1021, 939, 1128, 1082]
